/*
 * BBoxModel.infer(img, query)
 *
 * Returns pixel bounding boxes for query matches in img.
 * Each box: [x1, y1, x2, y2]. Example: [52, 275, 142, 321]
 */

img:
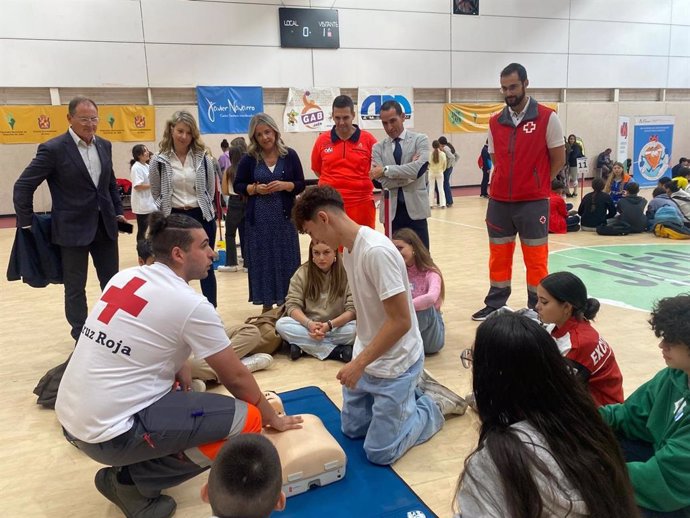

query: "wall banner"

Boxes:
[196, 86, 264, 134]
[632, 116, 674, 187]
[443, 102, 558, 133]
[0, 105, 155, 144]
[283, 87, 340, 133]
[97, 105, 155, 142]
[616, 116, 630, 164]
[357, 87, 414, 129]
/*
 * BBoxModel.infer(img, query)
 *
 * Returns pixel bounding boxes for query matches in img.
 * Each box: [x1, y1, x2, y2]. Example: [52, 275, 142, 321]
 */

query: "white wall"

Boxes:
[1, 0, 689, 89]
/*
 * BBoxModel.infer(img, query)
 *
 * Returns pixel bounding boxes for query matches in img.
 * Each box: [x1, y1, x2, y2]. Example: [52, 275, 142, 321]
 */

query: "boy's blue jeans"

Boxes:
[341, 356, 444, 465]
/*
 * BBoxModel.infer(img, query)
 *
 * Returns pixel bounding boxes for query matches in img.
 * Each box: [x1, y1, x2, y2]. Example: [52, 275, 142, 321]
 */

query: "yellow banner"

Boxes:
[443, 102, 559, 133]
[0, 105, 155, 144]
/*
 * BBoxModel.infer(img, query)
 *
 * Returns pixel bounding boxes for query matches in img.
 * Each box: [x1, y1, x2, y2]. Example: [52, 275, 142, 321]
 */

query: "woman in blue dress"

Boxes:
[234, 113, 305, 311]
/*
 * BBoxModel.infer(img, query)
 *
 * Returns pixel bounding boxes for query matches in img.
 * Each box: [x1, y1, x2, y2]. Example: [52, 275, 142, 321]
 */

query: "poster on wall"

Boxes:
[357, 87, 414, 129]
[0, 105, 155, 144]
[443, 102, 559, 133]
[283, 87, 340, 133]
[632, 116, 674, 187]
[616, 116, 630, 164]
[196, 86, 263, 134]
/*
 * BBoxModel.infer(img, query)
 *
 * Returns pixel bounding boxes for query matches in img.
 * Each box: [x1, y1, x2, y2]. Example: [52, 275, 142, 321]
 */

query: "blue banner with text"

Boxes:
[196, 86, 263, 134]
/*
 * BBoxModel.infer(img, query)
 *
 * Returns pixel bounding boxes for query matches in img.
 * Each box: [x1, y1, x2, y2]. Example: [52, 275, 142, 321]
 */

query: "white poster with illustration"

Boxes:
[357, 87, 415, 129]
[283, 87, 340, 133]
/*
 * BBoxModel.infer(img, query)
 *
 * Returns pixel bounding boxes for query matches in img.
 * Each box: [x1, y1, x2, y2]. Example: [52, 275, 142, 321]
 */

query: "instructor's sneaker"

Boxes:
[190, 379, 206, 392]
[95, 467, 176, 518]
[471, 306, 497, 321]
[418, 370, 468, 416]
[241, 353, 273, 373]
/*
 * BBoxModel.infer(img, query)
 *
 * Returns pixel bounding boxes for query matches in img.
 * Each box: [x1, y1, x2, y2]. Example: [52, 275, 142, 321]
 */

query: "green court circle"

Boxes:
[548, 244, 690, 312]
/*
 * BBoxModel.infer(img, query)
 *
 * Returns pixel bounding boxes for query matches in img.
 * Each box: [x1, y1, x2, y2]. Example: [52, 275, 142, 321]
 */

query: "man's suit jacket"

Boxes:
[372, 130, 430, 221]
[13, 131, 123, 247]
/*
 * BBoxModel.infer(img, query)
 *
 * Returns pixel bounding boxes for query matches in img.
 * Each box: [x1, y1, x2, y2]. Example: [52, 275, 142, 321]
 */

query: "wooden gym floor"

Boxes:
[0, 189, 681, 517]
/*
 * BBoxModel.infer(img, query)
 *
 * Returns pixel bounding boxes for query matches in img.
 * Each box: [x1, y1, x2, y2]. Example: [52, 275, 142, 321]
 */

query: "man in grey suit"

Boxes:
[370, 100, 431, 249]
[14, 96, 126, 342]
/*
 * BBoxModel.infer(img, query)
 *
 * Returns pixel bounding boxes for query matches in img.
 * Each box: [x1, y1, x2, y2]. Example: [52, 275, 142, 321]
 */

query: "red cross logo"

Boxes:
[539, 215, 547, 225]
[523, 122, 537, 134]
[98, 277, 149, 324]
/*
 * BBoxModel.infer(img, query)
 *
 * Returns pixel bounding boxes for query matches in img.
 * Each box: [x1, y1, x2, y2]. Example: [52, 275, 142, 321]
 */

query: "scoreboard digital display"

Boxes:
[279, 8, 340, 49]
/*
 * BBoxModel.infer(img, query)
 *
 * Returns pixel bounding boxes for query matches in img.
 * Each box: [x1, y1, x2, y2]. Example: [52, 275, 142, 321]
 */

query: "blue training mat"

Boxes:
[273, 386, 438, 518]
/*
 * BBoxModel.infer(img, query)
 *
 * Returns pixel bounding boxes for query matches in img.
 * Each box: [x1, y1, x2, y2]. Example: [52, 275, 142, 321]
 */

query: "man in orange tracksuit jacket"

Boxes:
[472, 63, 565, 321]
[311, 95, 378, 228]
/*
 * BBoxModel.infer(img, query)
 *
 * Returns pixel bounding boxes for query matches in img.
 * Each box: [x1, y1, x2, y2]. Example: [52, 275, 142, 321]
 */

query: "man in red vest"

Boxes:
[472, 63, 565, 321]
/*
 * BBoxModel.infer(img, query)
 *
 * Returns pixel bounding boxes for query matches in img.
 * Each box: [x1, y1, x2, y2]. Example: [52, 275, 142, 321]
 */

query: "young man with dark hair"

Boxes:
[311, 94, 378, 228]
[56, 211, 301, 518]
[201, 434, 285, 518]
[600, 295, 690, 517]
[617, 182, 648, 233]
[293, 186, 466, 466]
[472, 62, 565, 321]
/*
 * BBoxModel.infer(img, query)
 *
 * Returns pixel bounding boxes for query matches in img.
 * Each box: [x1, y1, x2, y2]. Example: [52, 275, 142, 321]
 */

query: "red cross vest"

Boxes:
[489, 99, 554, 201]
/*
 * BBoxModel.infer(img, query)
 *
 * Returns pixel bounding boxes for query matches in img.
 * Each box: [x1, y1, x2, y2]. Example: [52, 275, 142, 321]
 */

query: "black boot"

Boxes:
[289, 344, 302, 361]
[327, 345, 353, 363]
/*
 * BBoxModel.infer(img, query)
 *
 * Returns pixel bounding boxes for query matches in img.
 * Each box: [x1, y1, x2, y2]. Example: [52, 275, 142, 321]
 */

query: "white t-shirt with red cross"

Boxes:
[55, 263, 230, 443]
[342, 226, 423, 379]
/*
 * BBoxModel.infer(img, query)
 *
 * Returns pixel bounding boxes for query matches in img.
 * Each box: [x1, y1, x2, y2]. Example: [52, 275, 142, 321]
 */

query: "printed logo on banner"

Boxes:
[299, 90, 326, 130]
[638, 135, 669, 181]
[360, 95, 413, 121]
[134, 114, 146, 129]
[37, 114, 51, 130]
[196, 86, 264, 134]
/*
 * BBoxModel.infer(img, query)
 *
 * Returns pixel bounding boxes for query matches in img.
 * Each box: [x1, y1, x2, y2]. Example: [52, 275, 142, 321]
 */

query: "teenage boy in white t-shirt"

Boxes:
[292, 186, 467, 465]
[55, 211, 302, 518]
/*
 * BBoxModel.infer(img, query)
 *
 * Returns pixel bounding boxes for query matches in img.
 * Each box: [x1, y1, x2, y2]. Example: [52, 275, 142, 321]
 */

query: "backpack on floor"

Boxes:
[244, 305, 286, 354]
[652, 205, 684, 226]
[654, 222, 690, 240]
[596, 220, 631, 236]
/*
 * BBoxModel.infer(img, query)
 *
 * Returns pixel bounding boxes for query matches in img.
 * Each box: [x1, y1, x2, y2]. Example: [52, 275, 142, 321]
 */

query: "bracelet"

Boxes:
[327, 320, 333, 331]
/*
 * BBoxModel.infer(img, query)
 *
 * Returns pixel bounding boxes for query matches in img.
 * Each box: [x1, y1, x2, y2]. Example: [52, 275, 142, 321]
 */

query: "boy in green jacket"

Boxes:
[600, 294, 690, 517]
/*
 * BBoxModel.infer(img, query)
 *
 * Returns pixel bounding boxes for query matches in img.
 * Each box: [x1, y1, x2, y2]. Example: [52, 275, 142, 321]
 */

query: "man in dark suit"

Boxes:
[370, 100, 431, 249]
[14, 96, 126, 341]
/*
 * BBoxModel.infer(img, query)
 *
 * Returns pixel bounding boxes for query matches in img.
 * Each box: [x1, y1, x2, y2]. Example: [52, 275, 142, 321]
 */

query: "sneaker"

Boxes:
[426, 389, 468, 417]
[191, 379, 206, 392]
[94, 467, 176, 518]
[217, 265, 239, 272]
[418, 370, 468, 416]
[241, 353, 273, 373]
[289, 344, 302, 361]
[471, 306, 497, 321]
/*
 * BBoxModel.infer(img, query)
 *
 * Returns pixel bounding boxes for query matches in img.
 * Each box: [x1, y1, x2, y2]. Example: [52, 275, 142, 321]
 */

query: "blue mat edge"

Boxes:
[276, 385, 439, 518]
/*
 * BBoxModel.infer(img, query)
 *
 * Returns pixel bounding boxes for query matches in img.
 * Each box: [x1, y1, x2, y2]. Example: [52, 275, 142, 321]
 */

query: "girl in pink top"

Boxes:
[392, 228, 445, 354]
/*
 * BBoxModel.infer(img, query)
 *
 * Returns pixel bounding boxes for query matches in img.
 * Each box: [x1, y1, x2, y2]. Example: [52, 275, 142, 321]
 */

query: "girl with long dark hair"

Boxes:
[455, 312, 639, 518]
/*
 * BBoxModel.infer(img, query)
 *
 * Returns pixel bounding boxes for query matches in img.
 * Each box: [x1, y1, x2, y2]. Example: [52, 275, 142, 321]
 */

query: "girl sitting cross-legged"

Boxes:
[276, 240, 356, 362]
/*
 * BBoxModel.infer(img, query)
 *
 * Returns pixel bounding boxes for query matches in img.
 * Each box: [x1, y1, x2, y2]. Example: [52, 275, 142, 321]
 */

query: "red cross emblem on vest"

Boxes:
[98, 277, 149, 324]
[523, 122, 537, 134]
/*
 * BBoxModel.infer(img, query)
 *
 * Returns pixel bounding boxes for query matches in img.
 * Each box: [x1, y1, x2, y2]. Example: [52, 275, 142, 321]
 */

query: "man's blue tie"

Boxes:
[393, 137, 402, 165]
